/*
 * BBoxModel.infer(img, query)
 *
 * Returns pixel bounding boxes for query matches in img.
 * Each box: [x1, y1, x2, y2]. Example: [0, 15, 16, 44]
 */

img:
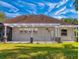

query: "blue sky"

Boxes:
[0, 0, 78, 19]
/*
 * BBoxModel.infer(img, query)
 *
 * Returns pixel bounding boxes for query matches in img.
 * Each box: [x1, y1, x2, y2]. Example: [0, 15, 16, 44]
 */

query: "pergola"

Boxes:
[3, 23, 78, 43]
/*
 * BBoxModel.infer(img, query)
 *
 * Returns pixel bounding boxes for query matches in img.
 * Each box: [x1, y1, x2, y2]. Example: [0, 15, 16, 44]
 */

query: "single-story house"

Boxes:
[1, 15, 78, 43]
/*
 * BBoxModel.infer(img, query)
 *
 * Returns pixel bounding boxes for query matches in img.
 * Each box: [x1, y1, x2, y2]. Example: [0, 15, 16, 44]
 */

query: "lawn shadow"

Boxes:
[0, 44, 78, 59]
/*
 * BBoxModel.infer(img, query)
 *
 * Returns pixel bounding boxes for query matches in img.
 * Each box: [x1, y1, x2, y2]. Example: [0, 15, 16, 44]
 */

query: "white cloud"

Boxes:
[48, 3, 57, 10]
[45, 2, 57, 14]
[54, 16, 63, 19]
[57, 9, 77, 15]
[17, 1, 37, 11]
[52, 15, 68, 19]
[37, 2, 45, 6]
[70, 10, 77, 13]
[0, 1, 19, 12]
[58, 10, 68, 15]
[56, 0, 68, 8]
[55, 6, 66, 15]
[18, 1, 36, 7]
[5, 12, 21, 17]
[25, 9, 36, 14]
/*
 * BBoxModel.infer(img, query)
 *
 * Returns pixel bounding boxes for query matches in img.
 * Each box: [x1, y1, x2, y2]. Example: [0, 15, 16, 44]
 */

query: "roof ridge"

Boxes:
[3, 14, 72, 25]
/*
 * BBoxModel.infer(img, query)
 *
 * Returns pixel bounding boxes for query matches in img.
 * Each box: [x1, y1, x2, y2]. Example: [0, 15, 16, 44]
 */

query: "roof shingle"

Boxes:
[4, 15, 72, 25]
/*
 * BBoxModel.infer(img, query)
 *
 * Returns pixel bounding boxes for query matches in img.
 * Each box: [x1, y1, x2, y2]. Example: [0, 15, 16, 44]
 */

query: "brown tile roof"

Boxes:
[3, 15, 72, 25]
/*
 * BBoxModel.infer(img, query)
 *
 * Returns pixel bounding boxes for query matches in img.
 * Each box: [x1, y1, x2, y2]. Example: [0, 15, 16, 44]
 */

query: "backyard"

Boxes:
[0, 42, 78, 59]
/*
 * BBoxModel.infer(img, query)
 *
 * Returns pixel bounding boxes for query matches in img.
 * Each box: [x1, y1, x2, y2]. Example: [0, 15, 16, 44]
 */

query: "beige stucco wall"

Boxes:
[58, 27, 75, 41]
[12, 27, 55, 42]
[12, 27, 75, 42]
[12, 28, 31, 41]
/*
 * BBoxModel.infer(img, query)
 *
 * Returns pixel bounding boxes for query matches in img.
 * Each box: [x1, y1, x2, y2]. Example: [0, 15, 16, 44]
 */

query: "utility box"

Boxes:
[55, 37, 61, 43]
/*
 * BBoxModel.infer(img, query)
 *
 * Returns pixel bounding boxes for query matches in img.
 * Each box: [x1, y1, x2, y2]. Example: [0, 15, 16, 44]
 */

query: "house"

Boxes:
[2, 15, 78, 43]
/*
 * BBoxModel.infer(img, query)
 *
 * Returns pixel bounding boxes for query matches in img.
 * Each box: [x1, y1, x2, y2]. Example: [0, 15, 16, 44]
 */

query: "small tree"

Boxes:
[0, 12, 6, 22]
[64, 18, 72, 23]
[64, 18, 78, 25]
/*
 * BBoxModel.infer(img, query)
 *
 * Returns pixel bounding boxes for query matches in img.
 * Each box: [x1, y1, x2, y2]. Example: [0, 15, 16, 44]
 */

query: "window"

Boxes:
[19, 30, 28, 33]
[33, 30, 38, 33]
[20, 30, 23, 33]
[19, 28, 38, 33]
[61, 29, 67, 36]
[24, 30, 28, 33]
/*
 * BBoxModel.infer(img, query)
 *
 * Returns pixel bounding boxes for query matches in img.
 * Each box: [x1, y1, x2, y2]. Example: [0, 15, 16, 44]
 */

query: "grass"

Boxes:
[0, 42, 78, 59]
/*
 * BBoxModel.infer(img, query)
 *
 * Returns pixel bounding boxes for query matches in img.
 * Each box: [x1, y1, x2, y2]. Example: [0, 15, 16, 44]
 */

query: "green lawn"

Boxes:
[0, 42, 78, 59]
